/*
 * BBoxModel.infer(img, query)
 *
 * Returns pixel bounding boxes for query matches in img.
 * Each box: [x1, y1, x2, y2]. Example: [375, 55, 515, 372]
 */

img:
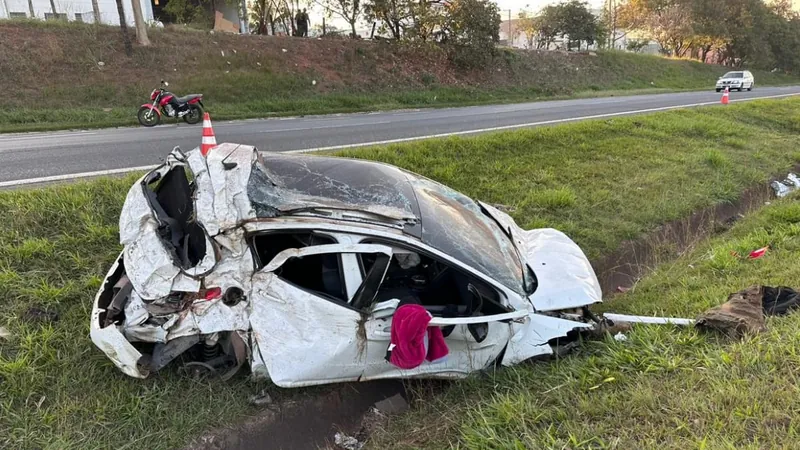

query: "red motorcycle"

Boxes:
[138, 81, 204, 127]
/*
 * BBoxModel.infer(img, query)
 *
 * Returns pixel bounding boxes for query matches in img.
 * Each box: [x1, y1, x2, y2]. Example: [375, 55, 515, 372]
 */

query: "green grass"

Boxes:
[367, 196, 800, 449]
[2, 19, 799, 133]
[2, 98, 800, 448]
[337, 98, 800, 260]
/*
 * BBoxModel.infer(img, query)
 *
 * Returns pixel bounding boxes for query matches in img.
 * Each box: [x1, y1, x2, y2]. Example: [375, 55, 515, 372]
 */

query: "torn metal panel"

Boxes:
[123, 290, 149, 329]
[123, 222, 181, 300]
[206, 144, 256, 230]
[169, 298, 250, 340]
[502, 314, 593, 366]
[187, 149, 218, 235]
[124, 313, 179, 343]
[119, 174, 157, 246]
[249, 271, 368, 387]
[89, 256, 149, 378]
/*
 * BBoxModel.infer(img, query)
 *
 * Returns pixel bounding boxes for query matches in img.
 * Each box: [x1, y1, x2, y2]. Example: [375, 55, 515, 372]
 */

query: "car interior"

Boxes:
[143, 165, 208, 269]
[250, 232, 514, 342]
[359, 239, 513, 341]
[251, 231, 348, 304]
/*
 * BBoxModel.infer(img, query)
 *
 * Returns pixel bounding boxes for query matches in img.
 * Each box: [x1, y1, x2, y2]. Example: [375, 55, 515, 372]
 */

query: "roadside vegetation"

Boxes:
[1, 20, 798, 133]
[369, 197, 800, 448]
[2, 98, 800, 448]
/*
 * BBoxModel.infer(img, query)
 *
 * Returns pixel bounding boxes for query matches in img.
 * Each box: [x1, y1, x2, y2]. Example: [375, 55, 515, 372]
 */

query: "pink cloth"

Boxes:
[388, 304, 449, 369]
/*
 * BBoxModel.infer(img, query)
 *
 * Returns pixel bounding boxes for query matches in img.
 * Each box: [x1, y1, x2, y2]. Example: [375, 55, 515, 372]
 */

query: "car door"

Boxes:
[355, 241, 529, 381]
[361, 301, 527, 380]
[248, 243, 393, 388]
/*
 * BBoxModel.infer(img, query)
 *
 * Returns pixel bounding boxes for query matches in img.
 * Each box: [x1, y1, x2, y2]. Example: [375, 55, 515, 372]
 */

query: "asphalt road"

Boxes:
[2, 86, 799, 187]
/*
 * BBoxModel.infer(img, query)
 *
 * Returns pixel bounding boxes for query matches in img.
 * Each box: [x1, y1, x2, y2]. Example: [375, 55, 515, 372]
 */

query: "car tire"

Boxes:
[716, 88, 722, 92]
[748, 83, 753, 91]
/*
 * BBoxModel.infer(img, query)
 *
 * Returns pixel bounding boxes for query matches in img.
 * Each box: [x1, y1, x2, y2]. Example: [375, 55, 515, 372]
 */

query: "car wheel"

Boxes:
[748, 83, 753, 91]
[716, 88, 722, 92]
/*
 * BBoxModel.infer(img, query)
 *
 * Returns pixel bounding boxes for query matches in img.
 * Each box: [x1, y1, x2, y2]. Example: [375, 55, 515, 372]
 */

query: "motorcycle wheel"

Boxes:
[183, 105, 203, 125]
[138, 106, 160, 127]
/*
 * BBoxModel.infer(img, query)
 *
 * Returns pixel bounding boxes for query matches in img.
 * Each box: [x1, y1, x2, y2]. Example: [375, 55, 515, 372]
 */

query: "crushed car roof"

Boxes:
[250, 152, 526, 294]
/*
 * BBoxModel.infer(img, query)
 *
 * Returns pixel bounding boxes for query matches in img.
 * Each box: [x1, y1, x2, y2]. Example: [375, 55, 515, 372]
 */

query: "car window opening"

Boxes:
[359, 240, 511, 318]
[144, 165, 207, 269]
[251, 232, 348, 304]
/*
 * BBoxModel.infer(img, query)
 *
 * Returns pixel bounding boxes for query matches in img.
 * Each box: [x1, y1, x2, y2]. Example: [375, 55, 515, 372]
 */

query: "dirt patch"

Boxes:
[185, 381, 404, 450]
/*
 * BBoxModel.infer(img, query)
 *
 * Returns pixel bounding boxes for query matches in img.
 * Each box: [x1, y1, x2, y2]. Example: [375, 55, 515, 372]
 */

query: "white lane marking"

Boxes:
[1, 91, 798, 187]
[0, 132, 98, 142]
[0, 165, 159, 188]
[258, 120, 393, 133]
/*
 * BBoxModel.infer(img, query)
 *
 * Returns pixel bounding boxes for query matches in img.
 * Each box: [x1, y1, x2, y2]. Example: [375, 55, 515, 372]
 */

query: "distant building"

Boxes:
[0, 0, 154, 26]
[499, 10, 663, 54]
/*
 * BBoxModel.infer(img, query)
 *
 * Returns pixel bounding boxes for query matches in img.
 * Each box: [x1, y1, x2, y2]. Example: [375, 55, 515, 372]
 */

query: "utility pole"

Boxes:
[605, 0, 617, 48]
[239, 0, 249, 34]
[91, 0, 101, 23]
[504, 9, 512, 46]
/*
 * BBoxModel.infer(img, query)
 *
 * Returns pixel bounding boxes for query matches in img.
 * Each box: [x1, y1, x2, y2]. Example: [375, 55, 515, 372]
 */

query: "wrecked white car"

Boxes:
[91, 143, 603, 388]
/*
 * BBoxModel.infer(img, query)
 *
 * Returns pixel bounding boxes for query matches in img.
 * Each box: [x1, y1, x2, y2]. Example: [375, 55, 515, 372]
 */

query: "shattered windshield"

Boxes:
[408, 177, 527, 295]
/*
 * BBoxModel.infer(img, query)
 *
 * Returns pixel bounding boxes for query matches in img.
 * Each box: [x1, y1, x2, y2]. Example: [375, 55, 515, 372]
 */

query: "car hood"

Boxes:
[478, 202, 602, 312]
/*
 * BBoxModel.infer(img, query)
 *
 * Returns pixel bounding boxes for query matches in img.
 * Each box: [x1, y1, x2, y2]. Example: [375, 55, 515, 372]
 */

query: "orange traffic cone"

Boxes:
[721, 86, 730, 105]
[201, 112, 216, 156]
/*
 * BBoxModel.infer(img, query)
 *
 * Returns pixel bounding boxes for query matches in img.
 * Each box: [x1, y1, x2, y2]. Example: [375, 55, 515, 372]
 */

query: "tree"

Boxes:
[439, 0, 500, 66]
[534, 1, 601, 51]
[131, 0, 151, 46]
[602, 0, 628, 49]
[92, 0, 101, 22]
[618, 0, 693, 56]
[557, 0, 601, 50]
[115, 0, 134, 56]
[364, 0, 411, 39]
[315, 0, 363, 37]
[407, 0, 446, 41]
[251, 0, 278, 34]
[533, 5, 560, 49]
[515, 10, 540, 49]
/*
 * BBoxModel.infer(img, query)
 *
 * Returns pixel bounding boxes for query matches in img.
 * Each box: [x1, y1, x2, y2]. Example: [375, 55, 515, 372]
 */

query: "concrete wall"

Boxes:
[0, 0, 153, 26]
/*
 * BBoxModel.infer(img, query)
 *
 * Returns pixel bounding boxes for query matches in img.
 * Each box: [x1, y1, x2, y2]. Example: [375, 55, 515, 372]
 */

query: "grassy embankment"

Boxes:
[367, 194, 800, 449]
[1, 19, 799, 132]
[2, 99, 800, 448]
